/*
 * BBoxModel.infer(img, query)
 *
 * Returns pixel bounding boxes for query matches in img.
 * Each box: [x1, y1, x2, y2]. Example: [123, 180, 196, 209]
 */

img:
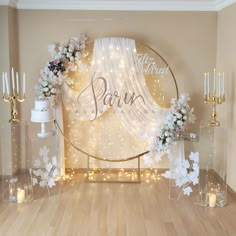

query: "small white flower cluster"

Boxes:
[48, 35, 87, 66]
[162, 152, 199, 196]
[156, 94, 196, 152]
[38, 63, 64, 98]
[38, 34, 87, 101]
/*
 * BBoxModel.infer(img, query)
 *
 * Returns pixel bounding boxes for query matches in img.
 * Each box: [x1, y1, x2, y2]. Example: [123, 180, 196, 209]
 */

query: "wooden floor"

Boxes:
[0, 173, 236, 236]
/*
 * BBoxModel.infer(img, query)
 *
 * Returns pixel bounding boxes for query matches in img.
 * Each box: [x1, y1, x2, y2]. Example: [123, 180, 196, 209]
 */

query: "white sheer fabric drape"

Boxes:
[62, 37, 168, 139]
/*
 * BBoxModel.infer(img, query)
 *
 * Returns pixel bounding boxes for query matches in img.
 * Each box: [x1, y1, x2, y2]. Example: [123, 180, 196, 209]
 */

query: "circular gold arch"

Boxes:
[63, 39, 179, 162]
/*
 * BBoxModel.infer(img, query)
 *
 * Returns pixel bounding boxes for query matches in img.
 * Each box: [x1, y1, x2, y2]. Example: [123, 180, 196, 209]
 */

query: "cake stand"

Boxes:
[31, 117, 55, 138]
[37, 120, 54, 138]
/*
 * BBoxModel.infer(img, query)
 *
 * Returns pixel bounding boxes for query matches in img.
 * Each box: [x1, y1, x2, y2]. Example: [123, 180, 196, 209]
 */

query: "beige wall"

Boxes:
[17, 10, 217, 125]
[0, 6, 19, 175]
[217, 3, 236, 191]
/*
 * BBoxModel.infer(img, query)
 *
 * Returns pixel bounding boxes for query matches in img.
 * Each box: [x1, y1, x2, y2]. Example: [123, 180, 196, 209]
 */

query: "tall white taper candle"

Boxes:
[2, 72, 5, 95]
[218, 72, 221, 97]
[11, 67, 15, 95]
[16, 72, 19, 95]
[213, 68, 216, 95]
[23, 72, 26, 95]
[222, 72, 225, 96]
[207, 72, 210, 95]
[204, 73, 206, 96]
[5, 72, 9, 95]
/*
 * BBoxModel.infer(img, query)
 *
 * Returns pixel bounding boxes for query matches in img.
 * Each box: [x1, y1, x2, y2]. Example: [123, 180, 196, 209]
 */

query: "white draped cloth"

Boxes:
[62, 37, 168, 139]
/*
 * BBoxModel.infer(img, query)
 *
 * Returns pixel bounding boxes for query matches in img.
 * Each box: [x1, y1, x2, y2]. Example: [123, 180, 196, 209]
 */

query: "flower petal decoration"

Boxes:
[162, 151, 200, 197]
[48, 178, 56, 188]
[39, 146, 49, 158]
[189, 152, 199, 163]
[31, 146, 60, 190]
[183, 186, 193, 196]
[46, 162, 53, 173]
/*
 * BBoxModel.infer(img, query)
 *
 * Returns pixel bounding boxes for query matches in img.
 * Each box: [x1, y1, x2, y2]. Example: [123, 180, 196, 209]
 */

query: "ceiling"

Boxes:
[0, 0, 235, 11]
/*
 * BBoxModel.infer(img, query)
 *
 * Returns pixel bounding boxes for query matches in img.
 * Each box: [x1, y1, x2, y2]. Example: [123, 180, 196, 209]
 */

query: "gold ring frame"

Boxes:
[62, 38, 179, 182]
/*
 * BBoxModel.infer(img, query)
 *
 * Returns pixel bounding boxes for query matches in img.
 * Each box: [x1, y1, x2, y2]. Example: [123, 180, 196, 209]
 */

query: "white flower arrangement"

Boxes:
[156, 93, 196, 152]
[37, 34, 88, 102]
[162, 152, 199, 196]
[30, 146, 60, 196]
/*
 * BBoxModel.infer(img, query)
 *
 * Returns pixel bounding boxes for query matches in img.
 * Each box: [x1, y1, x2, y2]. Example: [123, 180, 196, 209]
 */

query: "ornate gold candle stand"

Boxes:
[204, 94, 225, 127]
[2, 69, 26, 123]
[2, 93, 25, 123]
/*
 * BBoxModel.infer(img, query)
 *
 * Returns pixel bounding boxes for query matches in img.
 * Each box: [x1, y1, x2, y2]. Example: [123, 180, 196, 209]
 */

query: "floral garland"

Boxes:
[156, 93, 196, 152]
[144, 94, 196, 164]
[37, 34, 87, 101]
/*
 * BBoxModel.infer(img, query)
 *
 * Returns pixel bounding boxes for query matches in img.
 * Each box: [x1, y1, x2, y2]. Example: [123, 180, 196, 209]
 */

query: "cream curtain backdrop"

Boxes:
[61, 37, 168, 145]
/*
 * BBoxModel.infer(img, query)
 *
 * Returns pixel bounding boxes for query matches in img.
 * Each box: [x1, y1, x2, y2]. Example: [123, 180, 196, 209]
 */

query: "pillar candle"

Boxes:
[17, 188, 25, 204]
[209, 193, 216, 207]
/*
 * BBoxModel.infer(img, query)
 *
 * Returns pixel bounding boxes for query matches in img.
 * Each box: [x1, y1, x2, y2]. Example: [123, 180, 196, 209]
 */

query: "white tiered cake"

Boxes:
[31, 99, 55, 138]
[31, 99, 55, 123]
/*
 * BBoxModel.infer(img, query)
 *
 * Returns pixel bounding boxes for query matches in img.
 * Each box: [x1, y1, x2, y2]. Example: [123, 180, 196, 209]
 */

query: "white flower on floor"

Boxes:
[183, 186, 193, 196]
[30, 146, 60, 189]
[162, 151, 199, 196]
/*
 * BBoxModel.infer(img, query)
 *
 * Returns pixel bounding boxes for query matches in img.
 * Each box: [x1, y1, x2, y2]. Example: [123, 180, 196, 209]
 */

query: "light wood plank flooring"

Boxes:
[0, 173, 236, 236]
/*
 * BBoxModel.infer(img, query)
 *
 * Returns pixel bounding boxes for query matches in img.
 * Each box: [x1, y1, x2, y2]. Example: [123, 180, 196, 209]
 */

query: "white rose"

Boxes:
[176, 112, 182, 119]
[69, 47, 74, 52]
[183, 116, 187, 121]
[42, 81, 48, 87]
[164, 131, 169, 137]
[70, 56, 74, 61]
[166, 137, 172, 143]
[177, 120, 183, 126]
[51, 88, 57, 94]
[43, 87, 49, 92]
[181, 108, 186, 114]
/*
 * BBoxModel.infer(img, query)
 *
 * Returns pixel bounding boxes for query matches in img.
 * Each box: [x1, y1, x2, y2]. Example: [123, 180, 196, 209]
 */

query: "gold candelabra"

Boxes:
[204, 95, 225, 127]
[2, 94, 25, 123]
[2, 69, 26, 123]
[204, 69, 225, 127]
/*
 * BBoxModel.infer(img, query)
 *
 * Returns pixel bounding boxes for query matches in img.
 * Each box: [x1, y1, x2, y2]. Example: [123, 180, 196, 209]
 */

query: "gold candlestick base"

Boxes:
[2, 94, 25, 124]
[208, 119, 220, 127]
[204, 95, 225, 127]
